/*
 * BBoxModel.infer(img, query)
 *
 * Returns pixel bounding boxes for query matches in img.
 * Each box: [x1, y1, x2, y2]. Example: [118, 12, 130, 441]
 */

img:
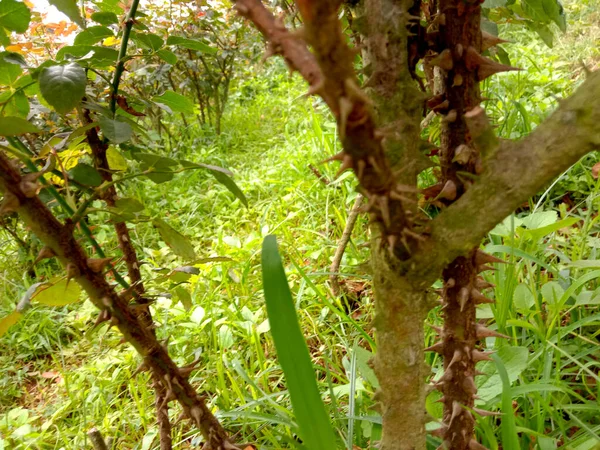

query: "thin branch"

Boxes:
[0, 152, 238, 450]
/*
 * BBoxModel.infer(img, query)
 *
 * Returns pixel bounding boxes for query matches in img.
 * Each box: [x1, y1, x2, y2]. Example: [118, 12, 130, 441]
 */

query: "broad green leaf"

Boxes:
[69, 163, 103, 187]
[39, 63, 86, 114]
[152, 90, 194, 114]
[114, 197, 143, 213]
[261, 235, 337, 450]
[210, 170, 248, 207]
[525, 217, 579, 241]
[568, 260, 600, 269]
[90, 11, 118, 25]
[520, 211, 557, 230]
[513, 283, 535, 311]
[2, 90, 29, 117]
[541, 281, 564, 306]
[132, 32, 164, 51]
[106, 146, 128, 171]
[0, 116, 40, 136]
[492, 353, 520, 450]
[73, 26, 114, 46]
[156, 49, 177, 65]
[33, 278, 82, 306]
[522, 0, 550, 22]
[0, 59, 22, 85]
[153, 218, 196, 260]
[1, 51, 28, 67]
[0, 0, 31, 33]
[166, 36, 217, 54]
[532, 23, 554, 47]
[0, 311, 21, 336]
[354, 346, 379, 388]
[48, 0, 83, 27]
[477, 346, 529, 401]
[174, 286, 192, 311]
[135, 153, 177, 183]
[56, 45, 118, 66]
[99, 117, 133, 144]
[542, 0, 566, 32]
[575, 289, 600, 306]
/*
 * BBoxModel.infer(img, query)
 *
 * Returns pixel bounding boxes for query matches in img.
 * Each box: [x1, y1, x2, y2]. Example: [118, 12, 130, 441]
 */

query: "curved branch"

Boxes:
[416, 70, 600, 275]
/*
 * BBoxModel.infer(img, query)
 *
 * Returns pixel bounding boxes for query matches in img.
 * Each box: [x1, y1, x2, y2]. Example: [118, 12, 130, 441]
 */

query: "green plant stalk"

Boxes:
[4, 136, 130, 290]
[109, 0, 141, 114]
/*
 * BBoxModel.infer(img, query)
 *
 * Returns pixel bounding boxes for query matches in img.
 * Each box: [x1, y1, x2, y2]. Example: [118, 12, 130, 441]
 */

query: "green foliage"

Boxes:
[38, 63, 86, 114]
[261, 235, 338, 450]
[0, 116, 39, 135]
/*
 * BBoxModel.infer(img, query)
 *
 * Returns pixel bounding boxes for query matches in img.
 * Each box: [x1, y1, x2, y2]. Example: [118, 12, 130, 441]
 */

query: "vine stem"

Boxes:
[109, 0, 141, 115]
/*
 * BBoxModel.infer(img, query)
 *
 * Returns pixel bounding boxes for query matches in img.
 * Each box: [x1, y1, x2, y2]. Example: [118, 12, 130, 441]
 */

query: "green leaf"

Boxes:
[132, 32, 164, 51]
[156, 49, 177, 65]
[69, 163, 103, 187]
[522, 0, 550, 22]
[152, 90, 194, 114]
[520, 211, 557, 229]
[56, 45, 118, 66]
[541, 281, 564, 306]
[33, 278, 82, 306]
[1, 51, 28, 67]
[354, 346, 379, 388]
[174, 286, 192, 311]
[531, 22, 554, 47]
[0, 59, 22, 85]
[114, 197, 143, 213]
[525, 217, 579, 241]
[210, 170, 248, 207]
[166, 36, 217, 54]
[73, 26, 114, 46]
[0, 116, 40, 136]
[106, 146, 128, 171]
[153, 218, 196, 260]
[0, 0, 31, 33]
[483, 0, 507, 7]
[261, 235, 338, 450]
[0, 311, 22, 336]
[492, 353, 520, 450]
[513, 283, 535, 311]
[477, 346, 529, 401]
[48, 0, 83, 27]
[2, 90, 29, 117]
[90, 11, 118, 25]
[542, 0, 566, 32]
[99, 117, 133, 144]
[39, 63, 86, 114]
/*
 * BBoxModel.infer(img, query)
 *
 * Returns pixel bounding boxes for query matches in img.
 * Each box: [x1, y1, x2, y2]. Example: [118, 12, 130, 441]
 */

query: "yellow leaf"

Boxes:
[103, 36, 120, 47]
[33, 278, 82, 306]
[0, 311, 22, 337]
[107, 146, 128, 171]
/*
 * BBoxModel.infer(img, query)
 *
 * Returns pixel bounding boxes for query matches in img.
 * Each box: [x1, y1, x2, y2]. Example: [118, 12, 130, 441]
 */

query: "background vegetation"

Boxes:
[0, 0, 599, 448]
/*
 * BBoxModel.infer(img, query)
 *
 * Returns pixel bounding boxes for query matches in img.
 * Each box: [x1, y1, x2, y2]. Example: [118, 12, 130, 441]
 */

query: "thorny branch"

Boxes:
[0, 151, 238, 450]
[234, 0, 420, 259]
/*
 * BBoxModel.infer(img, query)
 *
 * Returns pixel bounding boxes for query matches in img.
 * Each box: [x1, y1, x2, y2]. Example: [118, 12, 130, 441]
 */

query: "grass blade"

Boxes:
[261, 235, 338, 450]
[492, 353, 520, 449]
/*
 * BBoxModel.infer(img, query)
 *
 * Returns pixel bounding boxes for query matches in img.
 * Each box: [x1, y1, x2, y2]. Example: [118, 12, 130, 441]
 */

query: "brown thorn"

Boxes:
[462, 375, 478, 396]
[378, 195, 391, 227]
[474, 249, 505, 265]
[425, 342, 444, 354]
[473, 350, 495, 362]
[430, 49, 454, 71]
[472, 407, 502, 417]
[335, 154, 354, 179]
[471, 288, 495, 305]
[458, 287, 470, 312]
[475, 324, 510, 339]
[34, 246, 56, 265]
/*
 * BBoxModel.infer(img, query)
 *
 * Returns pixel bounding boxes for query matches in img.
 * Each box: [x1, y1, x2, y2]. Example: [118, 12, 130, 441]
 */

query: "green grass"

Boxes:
[1, 1, 600, 448]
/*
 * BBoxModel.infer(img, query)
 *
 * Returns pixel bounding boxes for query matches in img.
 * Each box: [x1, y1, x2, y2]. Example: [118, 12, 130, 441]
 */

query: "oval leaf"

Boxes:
[152, 90, 194, 114]
[39, 63, 86, 114]
[49, 0, 84, 27]
[132, 32, 164, 51]
[73, 25, 114, 46]
[91, 11, 118, 25]
[0, 311, 22, 337]
[0, 116, 39, 136]
[261, 235, 337, 450]
[33, 278, 82, 306]
[99, 117, 133, 144]
[0, 0, 31, 33]
[69, 163, 103, 187]
[153, 218, 196, 260]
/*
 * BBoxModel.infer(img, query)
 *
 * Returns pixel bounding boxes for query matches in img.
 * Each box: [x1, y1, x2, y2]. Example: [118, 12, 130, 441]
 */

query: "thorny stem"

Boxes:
[0, 150, 237, 450]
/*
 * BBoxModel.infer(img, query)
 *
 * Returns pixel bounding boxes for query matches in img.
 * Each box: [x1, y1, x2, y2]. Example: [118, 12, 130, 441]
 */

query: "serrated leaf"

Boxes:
[39, 63, 86, 114]
[33, 278, 82, 306]
[0, 311, 22, 337]
[513, 283, 535, 311]
[106, 146, 128, 171]
[132, 32, 163, 51]
[210, 170, 248, 207]
[152, 90, 194, 114]
[69, 163, 103, 187]
[156, 49, 177, 64]
[0, 116, 40, 136]
[0, 0, 31, 33]
[74, 26, 114, 46]
[261, 235, 338, 450]
[48, 0, 83, 27]
[99, 117, 133, 144]
[91, 11, 118, 25]
[166, 36, 216, 54]
[477, 346, 529, 401]
[153, 218, 196, 260]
